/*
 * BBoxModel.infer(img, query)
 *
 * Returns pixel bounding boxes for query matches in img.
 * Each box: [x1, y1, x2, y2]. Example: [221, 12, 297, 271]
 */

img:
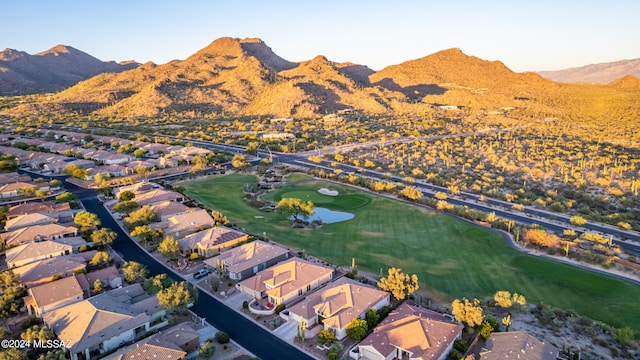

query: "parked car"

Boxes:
[193, 269, 211, 279]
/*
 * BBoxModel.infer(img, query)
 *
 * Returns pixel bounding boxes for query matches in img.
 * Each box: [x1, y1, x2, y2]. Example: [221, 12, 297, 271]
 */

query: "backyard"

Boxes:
[180, 172, 640, 333]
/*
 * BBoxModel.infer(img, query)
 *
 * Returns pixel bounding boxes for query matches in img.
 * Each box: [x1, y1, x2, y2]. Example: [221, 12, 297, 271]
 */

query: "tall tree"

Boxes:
[377, 267, 419, 301]
[74, 211, 101, 230]
[90, 228, 117, 246]
[452, 298, 484, 327]
[0, 270, 27, 319]
[122, 261, 148, 283]
[276, 197, 314, 221]
[345, 318, 368, 341]
[157, 281, 198, 314]
[158, 236, 180, 260]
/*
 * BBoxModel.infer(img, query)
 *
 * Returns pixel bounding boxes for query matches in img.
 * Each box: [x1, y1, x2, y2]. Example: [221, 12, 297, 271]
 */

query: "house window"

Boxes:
[306, 284, 311, 292]
[298, 289, 302, 296]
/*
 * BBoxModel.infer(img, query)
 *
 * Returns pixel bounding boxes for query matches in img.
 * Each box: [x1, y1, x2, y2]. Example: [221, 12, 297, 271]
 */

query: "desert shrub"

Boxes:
[274, 303, 286, 315]
[215, 331, 230, 344]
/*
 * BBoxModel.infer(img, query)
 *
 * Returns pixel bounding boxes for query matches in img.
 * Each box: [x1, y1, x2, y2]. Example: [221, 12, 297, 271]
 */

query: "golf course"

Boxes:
[181, 172, 640, 332]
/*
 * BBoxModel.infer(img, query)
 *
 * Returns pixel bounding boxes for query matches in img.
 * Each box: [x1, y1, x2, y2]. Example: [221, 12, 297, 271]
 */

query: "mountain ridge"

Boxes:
[0, 45, 140, 95]
[538, 58, 640, 84]
[4, 37, 639, 120]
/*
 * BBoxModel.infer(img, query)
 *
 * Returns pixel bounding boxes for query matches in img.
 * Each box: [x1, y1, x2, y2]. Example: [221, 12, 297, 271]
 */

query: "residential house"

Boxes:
[85, 164, 130, 180]
[0, 172, 31, 185]
[105, 343, 185, 360]
[178, 226, 247, 257]
[43, 283, 167, 360]
[1, 223, 78, 247]
[151, 209, 214, 240]
[205, 240, 290, 280]
[260, 133, 295, 141]
[480, 331, 559, 360]
[104, 322, 199, 360]
[125, 160, 155, 169]
[52, 236, 87, 252]
[289, 277, 390, 340]
[4, 240, 73, 268]
[355, 303, 463, 360]
[236, 258, 333, 306]
[149, 201, 189, 221]
[171, 146, 210, 156]
[128, 189, 184, 207]
[113, 181, 162, 198]
[7, 201, 72, 220]
[83, 265, 123, 289]
[141, 143, 174, 156]
[0, 181, 48, 199]
[4, 213, 57, 232]
[13, 254, 89, 287]
[23, 274, 87, 317]
[90, 150, 135, 165]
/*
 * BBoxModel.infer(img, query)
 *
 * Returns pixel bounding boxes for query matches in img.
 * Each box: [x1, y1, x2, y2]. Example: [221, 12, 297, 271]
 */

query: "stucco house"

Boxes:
[4, 240, 73, 268]
[7, 201, 72, 220]
[131, 189, 185, 207]
[354, 303, 463, 360]
[236, 258, 333, 306]
[1, 223, 78, 247]
[4, 213, 57, 232]
[178, 226, 248, 257]
[480, 331, 559, 360]
[149, 201, 189, 221]
[205, 240, 290, 280]
[13, 255, 88, 287]
[23, 274, 87, 317]
[151, 209, 214, 239]
[43, 283, 167, 360]
[289, 277, 390, 340]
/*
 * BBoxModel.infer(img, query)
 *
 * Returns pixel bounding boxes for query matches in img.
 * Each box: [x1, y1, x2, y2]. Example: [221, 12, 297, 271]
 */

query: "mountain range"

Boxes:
[3, 37, 639, 119]
[537, 58, 640, 84]
[0, 45, 139, 95]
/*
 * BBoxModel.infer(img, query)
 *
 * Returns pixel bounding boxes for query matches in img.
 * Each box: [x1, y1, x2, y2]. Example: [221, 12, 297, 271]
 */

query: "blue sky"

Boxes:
[3, 0, 639, 72]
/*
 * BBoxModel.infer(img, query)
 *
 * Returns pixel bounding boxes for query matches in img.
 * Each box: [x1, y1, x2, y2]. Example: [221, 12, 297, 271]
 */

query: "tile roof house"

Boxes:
[1, 223, 78, 247]
[480, 331, 559, 360]
[82, 265, 123, 290]
[289, 277, 390, 340]
[89, 150, 135, 165]
[0, 181, 49, 199]
[355, 303, 463, 360]
[4, 240, 73, 268]
[23, 274, 87, 317]
[104, 322, 200, 360]
[178, 226, 247, 257]
[106, 343, 186, 360]
[43, 283, 167, 360]
[7, 201, 71, 220]
[151, 209, 214, 240]
[205, 240, 290, 280]
[0, 172, 32, 185]
[113, 181, 162, 197]
[149, 201, 189, 221]
[236, 258, 333, 306]
[85, 165, 130, 180]
[130, 189, 185, 207]
[13, 255, 88, 287]
[4, 213, 57, 232]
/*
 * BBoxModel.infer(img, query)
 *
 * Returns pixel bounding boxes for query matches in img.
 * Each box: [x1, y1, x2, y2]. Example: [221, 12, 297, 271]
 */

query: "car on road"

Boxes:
[193, 269, 211, 279]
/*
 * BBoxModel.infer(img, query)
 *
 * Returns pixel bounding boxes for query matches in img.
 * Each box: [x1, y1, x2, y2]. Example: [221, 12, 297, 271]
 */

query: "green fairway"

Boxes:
[181, 173, 640, 332]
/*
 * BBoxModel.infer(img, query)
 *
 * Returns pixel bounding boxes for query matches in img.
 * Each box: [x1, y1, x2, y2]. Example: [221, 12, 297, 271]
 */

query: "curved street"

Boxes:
[59, 179, 315, 360]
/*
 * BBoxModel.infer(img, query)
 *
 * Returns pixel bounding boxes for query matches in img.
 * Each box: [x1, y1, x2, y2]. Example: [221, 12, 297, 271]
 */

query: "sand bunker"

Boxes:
[318, 188, 338, 196]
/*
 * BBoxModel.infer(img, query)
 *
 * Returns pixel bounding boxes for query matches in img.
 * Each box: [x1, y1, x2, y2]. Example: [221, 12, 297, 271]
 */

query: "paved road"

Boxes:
[45, 176, 315, 360]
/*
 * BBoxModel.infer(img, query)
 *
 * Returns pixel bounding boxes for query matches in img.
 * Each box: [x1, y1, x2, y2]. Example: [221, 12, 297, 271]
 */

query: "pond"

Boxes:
[295, 207, 354, 224]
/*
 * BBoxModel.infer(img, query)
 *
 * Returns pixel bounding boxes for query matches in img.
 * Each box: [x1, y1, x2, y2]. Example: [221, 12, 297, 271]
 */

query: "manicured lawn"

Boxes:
[181, 173, 640, 332]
